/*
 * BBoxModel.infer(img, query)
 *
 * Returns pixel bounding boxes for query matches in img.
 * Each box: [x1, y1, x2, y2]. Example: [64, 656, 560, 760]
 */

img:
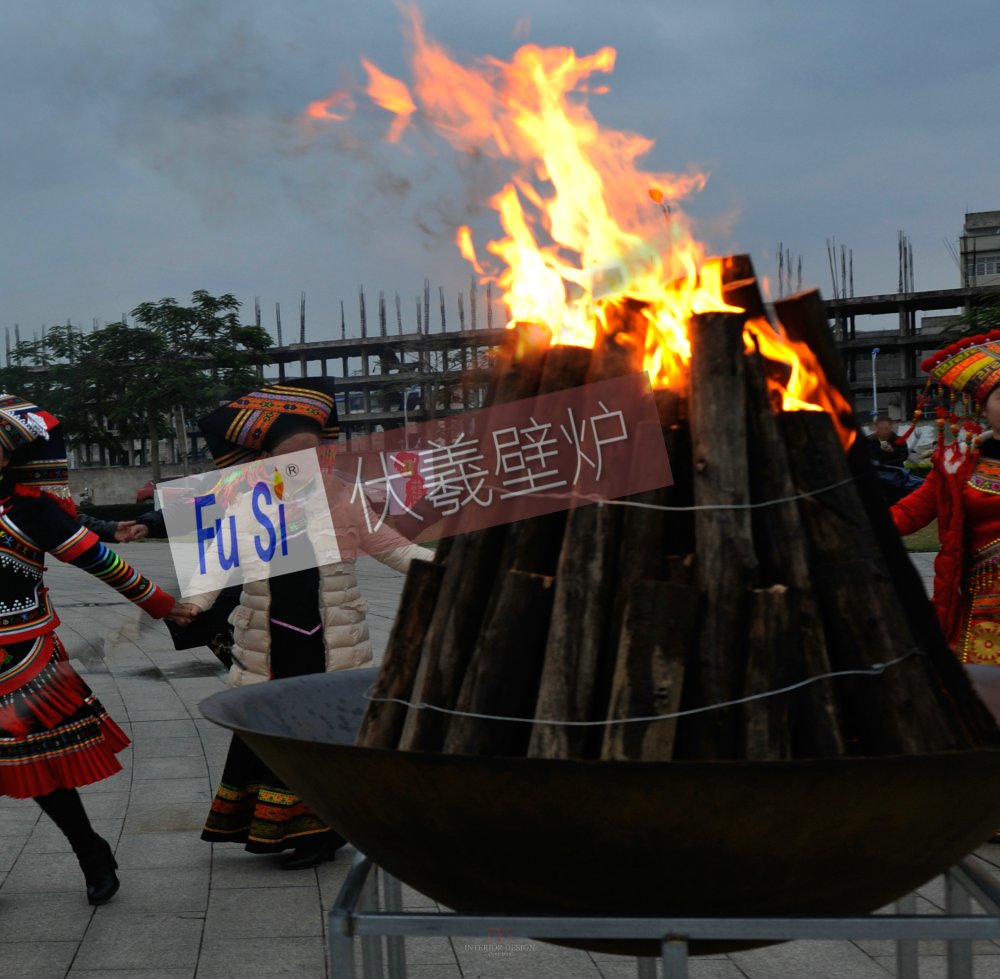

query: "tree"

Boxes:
[943, 289, 1000, 341]
[0, 292, 272, 482]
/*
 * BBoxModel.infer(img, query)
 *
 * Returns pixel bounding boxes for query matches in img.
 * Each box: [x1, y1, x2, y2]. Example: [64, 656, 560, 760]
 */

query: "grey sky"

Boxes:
[1, 0, 996, 344]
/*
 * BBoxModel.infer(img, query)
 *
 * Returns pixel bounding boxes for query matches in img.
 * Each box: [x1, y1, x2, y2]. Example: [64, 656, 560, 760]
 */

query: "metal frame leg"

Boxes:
[381, 871, 408, 979]
[662, 937, 689, 979]
[360, 870, 385, 979]
[328, 853, 372, 979]
[895, 891, 919, 979]
[636, 956, 657, 978]
[946, 869, 974, 979]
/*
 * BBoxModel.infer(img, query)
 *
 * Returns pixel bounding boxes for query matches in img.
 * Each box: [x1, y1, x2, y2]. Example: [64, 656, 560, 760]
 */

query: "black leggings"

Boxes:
[33, 787, 96, 851]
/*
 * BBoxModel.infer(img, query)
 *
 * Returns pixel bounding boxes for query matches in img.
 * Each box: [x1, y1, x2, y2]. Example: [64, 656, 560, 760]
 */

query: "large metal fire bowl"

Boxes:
[201, 670, 1000, 955]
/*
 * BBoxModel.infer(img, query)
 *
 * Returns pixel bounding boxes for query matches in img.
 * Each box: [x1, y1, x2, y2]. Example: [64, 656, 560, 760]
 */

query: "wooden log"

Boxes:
[355, 560, 446, 749]
[743, 346, 844, 758]
[397, 525, 507, 752]
[443, 569, 556, 757]
[600, 579, 698, 761]
[774, 290, 1000, 748]
[494, 344, 594, 577]
[392, 328, 550, 751]
[527, 500, 619, 759]
[684, 310, 756, 759]
[780, 410, 972, 754]
[743, 585, 795, 761]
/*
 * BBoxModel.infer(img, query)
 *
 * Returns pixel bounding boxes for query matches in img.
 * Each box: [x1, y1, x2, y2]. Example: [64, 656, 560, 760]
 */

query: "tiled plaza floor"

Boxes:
[2, 546, 1000, 977]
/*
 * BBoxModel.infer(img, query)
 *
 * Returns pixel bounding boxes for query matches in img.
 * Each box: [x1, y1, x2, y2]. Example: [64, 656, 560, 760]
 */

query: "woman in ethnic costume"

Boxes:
[892, 331, 1000, 664]
[0, 394, 193, 904]
[190, 379, 433, 869]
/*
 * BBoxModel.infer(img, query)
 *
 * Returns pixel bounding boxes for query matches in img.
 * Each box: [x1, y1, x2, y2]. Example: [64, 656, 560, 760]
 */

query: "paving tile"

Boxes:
[732, 940, 892, 978]
[73, 912, 204, 971]
[114, 829, 209, 869]
[453, 935, 604, 978]
[125, 803, 208, 834]
[96, 867, 209, 914]
[68, 971, 194, 979]
[0, 941, 78, 979]
[210, 848, 315, 888]
[597, 959, 749, 979]
[71, 792, 130, 820]
[131, 735, 206, 759]
[128, 718, 200, 739]
[2, 850, 88, 894]
[132, 754, 209, 780]
[203, 885, 324, 939]
[0, 890, 94, 940]
[128, 777, 212, 806]
[195, 936, 326, 979]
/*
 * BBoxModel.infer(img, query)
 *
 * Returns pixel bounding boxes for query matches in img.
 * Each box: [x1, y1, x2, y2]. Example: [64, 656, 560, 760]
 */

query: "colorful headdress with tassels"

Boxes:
[895, 330, 1000, 452]
[0, 394, 76, 516]
[198, 379, 340, 509]
[198, 379, 340, 471]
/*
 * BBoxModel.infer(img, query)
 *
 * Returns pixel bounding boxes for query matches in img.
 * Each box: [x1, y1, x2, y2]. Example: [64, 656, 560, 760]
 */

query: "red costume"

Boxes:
[891, 329, 1000, 664]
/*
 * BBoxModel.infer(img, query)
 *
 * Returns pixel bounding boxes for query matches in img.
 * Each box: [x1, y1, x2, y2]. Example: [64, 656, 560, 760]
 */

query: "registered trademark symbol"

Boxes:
[286, 464, 299, 477]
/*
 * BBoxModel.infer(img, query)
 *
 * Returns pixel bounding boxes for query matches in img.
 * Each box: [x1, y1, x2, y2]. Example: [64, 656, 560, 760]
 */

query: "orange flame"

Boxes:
[308, 7, 853, 443]
[305, 89, 355, 122]
[361, 58, 416, 142]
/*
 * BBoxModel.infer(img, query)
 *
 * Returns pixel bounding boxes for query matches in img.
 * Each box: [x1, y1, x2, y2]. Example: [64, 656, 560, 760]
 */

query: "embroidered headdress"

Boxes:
[198, 379, 340, 470]
[0, 394, 76, 515]
[895, 331, 1000, 452]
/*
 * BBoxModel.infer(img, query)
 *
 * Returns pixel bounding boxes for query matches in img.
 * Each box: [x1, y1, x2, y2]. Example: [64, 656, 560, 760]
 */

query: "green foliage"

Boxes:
[0, 291, 272, 479]
[944, 289, 1000, 340]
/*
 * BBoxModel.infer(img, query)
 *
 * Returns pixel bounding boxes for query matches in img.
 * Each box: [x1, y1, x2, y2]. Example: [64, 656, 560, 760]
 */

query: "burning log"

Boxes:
[397, 526, 507, 752]
[742, 346, 844, 759]
[356, 560, 445, 749]
[443, 569, 556, 756]
[774, 290, 1000, 748]
[360, 257, 1000, 770]
[600, 578, 696, 761]
[684, 310, 756, 760]
[527, 500, 619, 759]
[743, 585, 795, 761]
[780, 409, 970, 753]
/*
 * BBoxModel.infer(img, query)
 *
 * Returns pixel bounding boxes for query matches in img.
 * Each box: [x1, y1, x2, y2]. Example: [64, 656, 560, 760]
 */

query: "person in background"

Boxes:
[865, 414, 909, 467]
[188, 380, 434, 869]
[891, 332, 1000, 664]
[0, 395, 195, 904]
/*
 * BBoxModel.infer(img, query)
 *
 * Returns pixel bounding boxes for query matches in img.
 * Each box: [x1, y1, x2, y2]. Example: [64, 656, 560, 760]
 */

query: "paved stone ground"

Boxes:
[2, 544, 1000, 978]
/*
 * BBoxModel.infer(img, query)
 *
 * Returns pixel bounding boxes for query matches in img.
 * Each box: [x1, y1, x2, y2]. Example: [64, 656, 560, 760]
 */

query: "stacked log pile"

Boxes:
[357, 256, 999, 761]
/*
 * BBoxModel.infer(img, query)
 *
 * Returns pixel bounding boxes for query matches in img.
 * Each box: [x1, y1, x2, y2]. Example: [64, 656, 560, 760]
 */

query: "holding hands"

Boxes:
[165, 602, 201, 627]
[113, 521, 150, 543]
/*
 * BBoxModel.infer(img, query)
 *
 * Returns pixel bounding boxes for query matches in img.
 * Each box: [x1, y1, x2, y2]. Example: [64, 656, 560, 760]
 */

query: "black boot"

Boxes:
[75, 835, 120, 905]
[281, 831, 346, 870]
[34, 788, 120, 905]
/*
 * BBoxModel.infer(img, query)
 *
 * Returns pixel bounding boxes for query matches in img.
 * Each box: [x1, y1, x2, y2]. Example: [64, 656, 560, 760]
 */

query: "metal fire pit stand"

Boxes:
[328, 853, 1000, 979]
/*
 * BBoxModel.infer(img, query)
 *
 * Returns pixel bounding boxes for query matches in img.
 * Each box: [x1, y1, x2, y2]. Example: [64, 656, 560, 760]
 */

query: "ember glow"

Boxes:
[306, 6, 854, 442]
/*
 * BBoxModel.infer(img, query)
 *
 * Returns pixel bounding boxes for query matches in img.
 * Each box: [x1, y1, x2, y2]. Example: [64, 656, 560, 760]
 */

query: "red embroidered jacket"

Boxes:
[891, 438, 1000, 648]
[0, 492, 174, 645]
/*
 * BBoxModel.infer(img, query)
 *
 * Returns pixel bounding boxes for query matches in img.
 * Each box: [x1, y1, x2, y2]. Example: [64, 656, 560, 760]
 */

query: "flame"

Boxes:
[272, 468, 285, 501]
[307, 7, 853, 442]
[305, 89, 355, 121]
[360, 58, 416, 142]
[744, 317, 855, 444]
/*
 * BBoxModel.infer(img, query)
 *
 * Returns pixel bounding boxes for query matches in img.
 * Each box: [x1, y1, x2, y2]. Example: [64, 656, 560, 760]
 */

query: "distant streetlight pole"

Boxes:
[871, 347, 881, 419]
[402, 384, 421, 448]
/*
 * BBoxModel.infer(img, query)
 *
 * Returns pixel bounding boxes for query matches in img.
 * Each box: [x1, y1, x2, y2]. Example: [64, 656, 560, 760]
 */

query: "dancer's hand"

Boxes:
[165, 602, 201, 626]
